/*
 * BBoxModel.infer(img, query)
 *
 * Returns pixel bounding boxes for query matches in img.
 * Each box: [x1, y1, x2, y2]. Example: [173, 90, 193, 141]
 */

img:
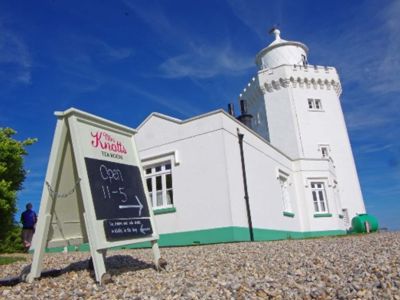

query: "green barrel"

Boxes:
[351, 214, 379, 233]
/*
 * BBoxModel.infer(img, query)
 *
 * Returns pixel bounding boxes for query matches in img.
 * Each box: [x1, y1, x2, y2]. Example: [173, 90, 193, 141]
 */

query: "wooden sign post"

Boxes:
[27, 108, 162, 284]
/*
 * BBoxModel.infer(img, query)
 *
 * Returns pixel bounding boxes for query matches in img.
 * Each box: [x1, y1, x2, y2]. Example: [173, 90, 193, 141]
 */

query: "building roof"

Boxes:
[136, 109, 293, 160]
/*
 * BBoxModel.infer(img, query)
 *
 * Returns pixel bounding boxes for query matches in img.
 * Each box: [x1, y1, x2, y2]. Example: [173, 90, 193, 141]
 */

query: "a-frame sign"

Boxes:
[27, 108, 162, 284]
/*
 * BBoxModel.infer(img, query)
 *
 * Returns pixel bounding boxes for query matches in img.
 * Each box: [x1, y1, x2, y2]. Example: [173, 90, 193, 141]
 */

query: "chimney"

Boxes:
[227, 103, 235, 117]
[237, 99, 253, 129]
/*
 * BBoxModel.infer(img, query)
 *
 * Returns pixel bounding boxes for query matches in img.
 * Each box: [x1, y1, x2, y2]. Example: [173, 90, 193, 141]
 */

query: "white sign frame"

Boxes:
[27, 108, 161, 284]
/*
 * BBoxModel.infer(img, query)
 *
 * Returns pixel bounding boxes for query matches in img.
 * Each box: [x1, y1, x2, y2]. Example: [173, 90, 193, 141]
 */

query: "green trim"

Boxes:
[339, 214, 344, 219]
[314, 213, 333, 218]
[253, 228, 345, 241]
[283, 211, 295, 218]
[153, 207, 176, 215]
[39, 226, 346, 252]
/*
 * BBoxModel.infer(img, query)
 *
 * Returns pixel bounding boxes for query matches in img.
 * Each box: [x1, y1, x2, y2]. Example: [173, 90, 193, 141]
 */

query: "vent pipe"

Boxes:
[227, 103, 235, 117]
[237, 99, 253, 129]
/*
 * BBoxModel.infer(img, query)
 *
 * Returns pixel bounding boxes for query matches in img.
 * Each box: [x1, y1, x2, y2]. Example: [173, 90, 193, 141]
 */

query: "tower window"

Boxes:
[319, 144, 330, 158]
[315, 99, 322, 109]
[301, 54, 307, 67]
[308, 99, 314, 109]
[321, 147, 328, 157]
[307, 98, 323, 111]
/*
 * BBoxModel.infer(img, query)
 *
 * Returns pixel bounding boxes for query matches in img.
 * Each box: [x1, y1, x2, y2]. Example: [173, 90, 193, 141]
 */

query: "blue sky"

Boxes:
[1, 0, 399, 230]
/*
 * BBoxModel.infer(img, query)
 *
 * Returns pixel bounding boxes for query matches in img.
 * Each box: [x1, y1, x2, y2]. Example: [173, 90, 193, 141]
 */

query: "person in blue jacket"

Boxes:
[20, 203, 37, 252]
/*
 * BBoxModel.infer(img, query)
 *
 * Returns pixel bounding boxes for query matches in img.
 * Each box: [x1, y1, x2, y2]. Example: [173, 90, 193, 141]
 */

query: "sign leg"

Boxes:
[151, 241, 162, 270]
[90, 248, 107, 283]
[26, 214, 52, 283]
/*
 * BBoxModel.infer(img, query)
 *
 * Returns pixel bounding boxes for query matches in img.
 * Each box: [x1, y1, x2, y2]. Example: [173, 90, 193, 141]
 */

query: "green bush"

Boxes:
[0, 224, 24, 253]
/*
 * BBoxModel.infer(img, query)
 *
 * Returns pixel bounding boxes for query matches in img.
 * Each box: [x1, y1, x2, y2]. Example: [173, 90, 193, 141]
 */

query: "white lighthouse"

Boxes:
[131, 29, 371, 247]
[240, 28, 366, 224]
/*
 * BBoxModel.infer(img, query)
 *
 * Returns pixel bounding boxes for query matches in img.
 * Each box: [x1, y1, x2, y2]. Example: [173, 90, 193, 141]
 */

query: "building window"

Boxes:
[318, 144, 330, 158]
[301, 54, 308, 67]
[342, 208, 350, 227]
[321, 147, 328, 158]
[315, 99, 322, 110]
[144, 162, 173, 209]
[277, 170, 293, 214]
[307, 98, 323, 111]
[308, 99, 314, 109]
[310, 182, 328, 213]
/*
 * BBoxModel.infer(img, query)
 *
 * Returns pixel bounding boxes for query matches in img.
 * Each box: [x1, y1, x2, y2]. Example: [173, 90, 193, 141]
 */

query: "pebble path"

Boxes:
[1, 232, 399, 299]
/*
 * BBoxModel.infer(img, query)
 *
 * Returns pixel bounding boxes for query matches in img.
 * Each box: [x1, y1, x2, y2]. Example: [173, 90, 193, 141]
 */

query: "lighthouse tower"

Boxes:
[239, 29, 366, 225]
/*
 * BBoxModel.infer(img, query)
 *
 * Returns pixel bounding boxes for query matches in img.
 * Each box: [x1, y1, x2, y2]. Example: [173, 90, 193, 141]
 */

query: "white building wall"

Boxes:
[290, 73, 366, 220]
[136, 111, 346, 242]
[136, 113, 235, 235]
[241, 64, 366, 226]
[220, 116, 302, 233]
[292, 159, 345, 232]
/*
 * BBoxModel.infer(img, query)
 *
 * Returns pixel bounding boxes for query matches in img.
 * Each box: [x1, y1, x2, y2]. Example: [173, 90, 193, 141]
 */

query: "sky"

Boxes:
[1, 0, 399, 230]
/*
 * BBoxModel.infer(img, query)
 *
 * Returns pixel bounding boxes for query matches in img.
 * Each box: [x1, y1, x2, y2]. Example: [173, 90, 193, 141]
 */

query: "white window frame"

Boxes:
[143, 159, 175, 210]
[277, 169, 293, 213]
[310, 181, 329, 213]
[342, 208, 350, 227]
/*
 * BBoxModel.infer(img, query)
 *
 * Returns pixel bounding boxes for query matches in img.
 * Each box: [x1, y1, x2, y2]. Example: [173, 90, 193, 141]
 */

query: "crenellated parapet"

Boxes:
[241, 64, 343, 99]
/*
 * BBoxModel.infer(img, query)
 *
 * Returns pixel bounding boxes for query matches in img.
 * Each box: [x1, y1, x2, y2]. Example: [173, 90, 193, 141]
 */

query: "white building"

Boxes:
[134, 29, 366, 246]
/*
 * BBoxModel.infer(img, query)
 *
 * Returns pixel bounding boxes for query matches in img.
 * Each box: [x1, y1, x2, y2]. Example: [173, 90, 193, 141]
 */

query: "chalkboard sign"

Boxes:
[85, 157, 150, 220]
[28, 108, 162, 285]
[104, 218, 153, 241]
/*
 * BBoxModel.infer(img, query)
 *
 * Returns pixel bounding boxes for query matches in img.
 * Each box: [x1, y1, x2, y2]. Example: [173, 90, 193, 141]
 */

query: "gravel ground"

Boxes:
[0, 232, 399, 299]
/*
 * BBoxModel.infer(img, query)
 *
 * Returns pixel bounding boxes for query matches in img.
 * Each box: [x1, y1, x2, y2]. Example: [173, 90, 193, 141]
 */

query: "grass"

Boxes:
[0, 256, 26, 265]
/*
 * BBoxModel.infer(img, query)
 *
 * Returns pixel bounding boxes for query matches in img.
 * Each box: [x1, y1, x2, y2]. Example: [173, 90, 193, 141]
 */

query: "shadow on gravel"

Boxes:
[0, 254, 154, 287]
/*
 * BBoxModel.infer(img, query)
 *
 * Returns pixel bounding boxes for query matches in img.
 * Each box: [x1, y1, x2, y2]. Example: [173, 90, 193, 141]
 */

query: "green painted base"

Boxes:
[153, 207, 177, 215]
[41, 226, 346, 252]
[283, 211, 295, 218]
[314, 213, 333, 218]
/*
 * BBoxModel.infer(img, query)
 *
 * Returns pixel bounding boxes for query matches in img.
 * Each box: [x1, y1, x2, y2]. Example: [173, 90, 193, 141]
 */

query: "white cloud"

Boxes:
[227, 0, 282, 41]
[123, 1, 253, 79]
[78, 36, 134, 61]
[356, 143, 393, 154]
[0, 23, 32, 85]
[159, 43, 253, 79]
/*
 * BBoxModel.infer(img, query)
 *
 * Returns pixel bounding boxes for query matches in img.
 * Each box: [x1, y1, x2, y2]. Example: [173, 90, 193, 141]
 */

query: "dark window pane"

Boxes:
[166, 174, 172, 189]
[155, 165, 162, 172]
[318, 191, 324, 201]
[146, 178, 152, 191]
[165, 163, 171, 170]
[312, 191, 317, 201]
[145, 168, 151, 174]
[156, 176, 162, 190]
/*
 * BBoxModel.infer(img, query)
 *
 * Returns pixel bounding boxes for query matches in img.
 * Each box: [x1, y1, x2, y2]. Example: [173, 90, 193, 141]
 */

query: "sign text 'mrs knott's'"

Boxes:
[91, 131, 127, 154]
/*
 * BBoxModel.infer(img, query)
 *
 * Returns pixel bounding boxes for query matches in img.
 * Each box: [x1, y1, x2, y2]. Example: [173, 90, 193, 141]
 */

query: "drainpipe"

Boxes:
[237, 129, 254, 242]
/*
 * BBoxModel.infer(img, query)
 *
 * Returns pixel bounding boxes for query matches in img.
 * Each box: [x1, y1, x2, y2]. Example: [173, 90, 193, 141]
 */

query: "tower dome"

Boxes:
[255, 29, 309, 70]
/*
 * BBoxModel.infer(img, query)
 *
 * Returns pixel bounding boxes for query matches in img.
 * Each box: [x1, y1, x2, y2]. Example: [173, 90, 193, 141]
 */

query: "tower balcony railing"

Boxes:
[259, 63, 337, 74]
